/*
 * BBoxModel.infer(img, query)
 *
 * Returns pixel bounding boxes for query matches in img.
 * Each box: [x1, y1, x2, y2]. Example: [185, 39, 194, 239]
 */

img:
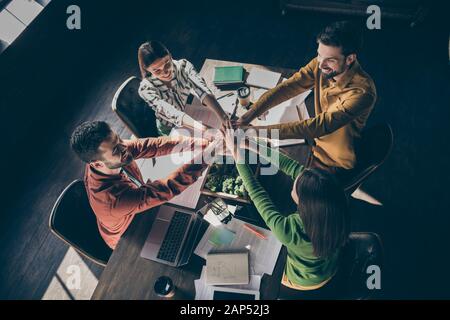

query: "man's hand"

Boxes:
[233, 106, 256, 127]
[222, 120, 250, 160]
[202, 129, 216, 142]
[196, 137, 210, 148]
[231, 120, 250, 131]
[203, 94, 232, 134]
[220, 116, 232, 133]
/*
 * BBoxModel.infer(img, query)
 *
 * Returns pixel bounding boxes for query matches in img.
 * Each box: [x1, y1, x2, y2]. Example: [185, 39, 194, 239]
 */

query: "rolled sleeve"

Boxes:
[249, 58, 317, 120]
[155, 99, 185, 126]
[111, 163, 207, 217]
[266, 90, 376, 139]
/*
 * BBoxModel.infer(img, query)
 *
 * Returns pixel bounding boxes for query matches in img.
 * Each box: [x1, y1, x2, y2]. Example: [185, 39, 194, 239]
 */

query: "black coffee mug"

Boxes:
[154, 276, 176, 298]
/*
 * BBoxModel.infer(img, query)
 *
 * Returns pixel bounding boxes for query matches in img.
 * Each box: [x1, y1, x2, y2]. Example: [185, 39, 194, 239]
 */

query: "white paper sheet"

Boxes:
[185, 97, 230, 129]
[194, 218, 282, 276]
[135, 128, 207, 209]
[246, 68, 282, 89]
[217, 93, 238, 117]
[254, 90, 311, 147]
[256, 89, 311, 126]
[136, 152, 206, 209]
[253, 88, 267, 101]
[195, 266, 262, 300]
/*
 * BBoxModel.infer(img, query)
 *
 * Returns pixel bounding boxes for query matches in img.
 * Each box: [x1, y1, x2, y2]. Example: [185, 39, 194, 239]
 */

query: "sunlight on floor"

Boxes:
[41, 247, 99, 300]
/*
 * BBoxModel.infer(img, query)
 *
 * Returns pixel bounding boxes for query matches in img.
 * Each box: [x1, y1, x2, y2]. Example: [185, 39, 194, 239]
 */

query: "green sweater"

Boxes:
[236, 144, 340, 287]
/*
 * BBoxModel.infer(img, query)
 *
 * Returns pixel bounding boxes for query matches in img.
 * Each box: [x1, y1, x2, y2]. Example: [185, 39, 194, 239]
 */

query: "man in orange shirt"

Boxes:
[70, 121, 210, 249]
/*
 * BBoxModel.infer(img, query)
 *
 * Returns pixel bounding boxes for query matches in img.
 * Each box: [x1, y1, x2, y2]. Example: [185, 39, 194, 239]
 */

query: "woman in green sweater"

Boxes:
[223, 126, 349, 293]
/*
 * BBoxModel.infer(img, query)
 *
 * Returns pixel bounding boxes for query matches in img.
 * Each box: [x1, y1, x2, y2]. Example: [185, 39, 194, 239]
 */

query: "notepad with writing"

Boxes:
[206, 252, 249, 285]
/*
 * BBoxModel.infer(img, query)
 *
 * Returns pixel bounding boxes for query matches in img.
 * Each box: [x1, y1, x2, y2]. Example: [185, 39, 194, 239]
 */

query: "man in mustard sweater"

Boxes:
[236, 21, 377, 172]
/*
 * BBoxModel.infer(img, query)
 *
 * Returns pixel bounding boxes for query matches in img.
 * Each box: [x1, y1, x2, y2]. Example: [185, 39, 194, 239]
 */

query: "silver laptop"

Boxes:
[140, 205, 203, 267]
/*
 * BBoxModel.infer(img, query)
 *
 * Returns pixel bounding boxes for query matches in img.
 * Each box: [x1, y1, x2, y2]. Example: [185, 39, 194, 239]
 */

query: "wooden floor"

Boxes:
[0, 0, 449, 299]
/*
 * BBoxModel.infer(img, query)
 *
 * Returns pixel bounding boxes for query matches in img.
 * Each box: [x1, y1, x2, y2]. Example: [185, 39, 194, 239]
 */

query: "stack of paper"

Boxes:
[194, 217, 282, 276]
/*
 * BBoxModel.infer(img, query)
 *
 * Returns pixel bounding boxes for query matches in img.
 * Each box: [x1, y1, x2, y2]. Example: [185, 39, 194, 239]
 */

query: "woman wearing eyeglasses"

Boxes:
[138, 41, 229, 136]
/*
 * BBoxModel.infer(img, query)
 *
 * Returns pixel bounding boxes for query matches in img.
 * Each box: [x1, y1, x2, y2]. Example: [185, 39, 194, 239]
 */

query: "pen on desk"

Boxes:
[243, 224, 267, 240]
[229, 95, 240, 120]
[217, 92, 234, 100]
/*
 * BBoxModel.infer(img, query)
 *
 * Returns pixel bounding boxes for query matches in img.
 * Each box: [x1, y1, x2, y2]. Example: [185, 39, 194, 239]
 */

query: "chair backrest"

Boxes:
[49, 180, 112, 266]
[341, 232, 384, 299]
[0, 39, 7, 53]
[343, 124, 394, 193]
[276, 232, 383, 300]
[112, 76, 158, 138]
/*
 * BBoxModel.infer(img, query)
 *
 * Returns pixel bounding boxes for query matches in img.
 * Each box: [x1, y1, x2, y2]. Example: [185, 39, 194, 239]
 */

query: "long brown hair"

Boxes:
[296, 168, 349, 258]
[137, 41, 170, 79]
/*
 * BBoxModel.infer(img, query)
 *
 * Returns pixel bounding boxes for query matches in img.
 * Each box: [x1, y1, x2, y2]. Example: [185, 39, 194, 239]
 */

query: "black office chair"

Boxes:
[277, 232, 383, 300]
[0, 39, 8, 54]
[340, 232, 384, 300]
[341, 124, 394, 195]
[112, 76, 158, 138]
[49, 180, 113, 266]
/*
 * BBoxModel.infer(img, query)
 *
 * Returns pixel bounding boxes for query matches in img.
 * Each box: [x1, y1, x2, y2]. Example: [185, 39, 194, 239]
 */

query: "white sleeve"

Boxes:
[138, 80, 185, 127]
[182, 60, 213, 102]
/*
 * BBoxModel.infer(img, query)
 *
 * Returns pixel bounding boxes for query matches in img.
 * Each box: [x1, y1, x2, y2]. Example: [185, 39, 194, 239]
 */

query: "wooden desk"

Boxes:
[201, 59, 297, 124]
[201, 59, 312, 162]
[200, 58, 295, 97]
[92, 59, 310, 300]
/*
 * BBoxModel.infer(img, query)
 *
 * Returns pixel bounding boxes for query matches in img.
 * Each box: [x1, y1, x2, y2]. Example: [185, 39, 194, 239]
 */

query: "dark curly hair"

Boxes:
[317, 21, 363, 56]
[70, 121, 112, 163]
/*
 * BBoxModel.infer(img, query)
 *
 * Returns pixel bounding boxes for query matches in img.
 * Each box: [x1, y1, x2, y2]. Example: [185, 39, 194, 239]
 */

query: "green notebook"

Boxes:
[208, 227, 236, 246]
[213, 66, 244, 85]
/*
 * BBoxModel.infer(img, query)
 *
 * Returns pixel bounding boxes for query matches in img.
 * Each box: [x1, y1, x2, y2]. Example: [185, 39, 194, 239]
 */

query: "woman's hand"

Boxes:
[231, 117, 251, 131]
[192, 137, 210, 149]
[234, 110, 253, 127]
[223, 120, 248, 161]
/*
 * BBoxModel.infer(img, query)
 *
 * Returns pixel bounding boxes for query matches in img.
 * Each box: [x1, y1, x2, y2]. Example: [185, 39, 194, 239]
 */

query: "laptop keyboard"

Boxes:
[157, 211, 191, 263]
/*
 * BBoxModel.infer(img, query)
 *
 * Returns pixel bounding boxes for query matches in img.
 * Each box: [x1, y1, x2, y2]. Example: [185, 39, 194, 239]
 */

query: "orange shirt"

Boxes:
[250, 58, 377, 169]
[84, 136, 207, 249]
